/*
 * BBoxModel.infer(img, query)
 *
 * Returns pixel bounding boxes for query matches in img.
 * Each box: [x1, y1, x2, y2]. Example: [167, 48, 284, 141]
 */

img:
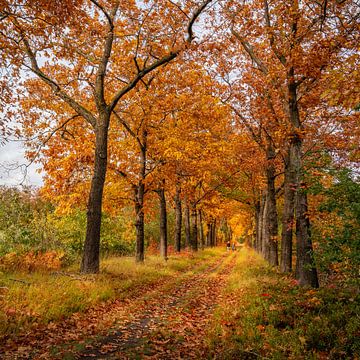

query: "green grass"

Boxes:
[0, 248, 224, 339]
[205, 248, 360, 360]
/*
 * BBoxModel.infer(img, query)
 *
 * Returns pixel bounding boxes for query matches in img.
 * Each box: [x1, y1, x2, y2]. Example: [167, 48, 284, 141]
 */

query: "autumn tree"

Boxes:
[104, 61, 232, 259]
[31, 58, 232, 261]
[214, 0, 359, 286]
[0, 0, 213, 272]
[154, 82, 233, 252]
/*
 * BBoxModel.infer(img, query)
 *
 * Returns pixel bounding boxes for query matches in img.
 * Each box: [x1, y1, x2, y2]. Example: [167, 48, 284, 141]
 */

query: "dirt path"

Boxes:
[2, 250, 238, 359]
[78, 251, 238, 359]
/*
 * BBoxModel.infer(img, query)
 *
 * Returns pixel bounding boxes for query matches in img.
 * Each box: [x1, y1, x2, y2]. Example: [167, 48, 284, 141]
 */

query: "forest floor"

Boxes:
[1, 248, 237, 359]
[1, 247, 359, 359]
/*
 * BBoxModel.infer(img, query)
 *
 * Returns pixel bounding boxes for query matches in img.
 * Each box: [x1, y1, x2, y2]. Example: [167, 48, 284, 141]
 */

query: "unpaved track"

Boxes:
[2, 251, 238, 359]
[78, 252, 238, 360]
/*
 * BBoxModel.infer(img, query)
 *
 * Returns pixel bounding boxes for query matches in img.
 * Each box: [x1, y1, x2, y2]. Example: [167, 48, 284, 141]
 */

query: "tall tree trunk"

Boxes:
[199, 210, 204, 249]
[174, 182, 182, 252]
[295, 190, 319, 287]
[288, 76, 318, 286]
[134, 185, 145, 262]
[211, 219, 217, 246]
[206, 222, 212, 247]
[254, 200, 261, 252]
[190, 204, 198, 251]
[261, 191, 269, 259]
[157, 182, 168, 260]
[265, 146, 279, 266]
[184, 201, 191, 248]
[258, 193, 266, 254]
[280, 151, 295, 273]
[222, 220, 232, 245]
[135, 130, 147, 262]
[81, 119, 109, 273]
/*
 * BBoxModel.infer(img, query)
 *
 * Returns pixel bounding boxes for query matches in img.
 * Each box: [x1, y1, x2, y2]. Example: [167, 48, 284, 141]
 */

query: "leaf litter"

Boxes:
[1, 251, 238, 359]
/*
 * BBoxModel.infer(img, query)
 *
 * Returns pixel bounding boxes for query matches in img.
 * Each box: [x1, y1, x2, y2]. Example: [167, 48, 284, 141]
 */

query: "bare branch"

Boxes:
[14, 114, 80, 185]
[0, 13, 9, 21]
[230, 104, 266, 150]
[167, 0, 190, 20]
[109, 51, 179, 112]
[133, 56, 141, 73]
[112, 110, 144, 150]
[145, 159, 165, 178]
[195, 169, 242, 206]
[320, 0, 328, 31]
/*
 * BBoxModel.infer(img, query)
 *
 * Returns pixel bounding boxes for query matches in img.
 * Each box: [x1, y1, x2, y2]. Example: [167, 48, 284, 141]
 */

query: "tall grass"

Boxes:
[205, 248, 359, 359]
[0, 248, 224, 339]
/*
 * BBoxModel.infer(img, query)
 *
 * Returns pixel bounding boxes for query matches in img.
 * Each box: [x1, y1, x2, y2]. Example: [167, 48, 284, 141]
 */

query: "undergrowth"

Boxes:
[0, 248, 223, 339]
[205, 248, 359, 360]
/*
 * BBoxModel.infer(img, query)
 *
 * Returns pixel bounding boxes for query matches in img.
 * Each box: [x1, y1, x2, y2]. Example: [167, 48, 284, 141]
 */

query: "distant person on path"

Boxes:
[226, 241, 231, 251]
[232, 242, 236, 251]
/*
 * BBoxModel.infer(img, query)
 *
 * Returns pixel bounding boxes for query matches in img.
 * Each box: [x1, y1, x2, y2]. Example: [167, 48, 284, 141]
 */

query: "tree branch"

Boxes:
[108, 0, 213, 112]
[17, 31, 96, 127]
[186, 0, 213, 43]
[15, 114, 80, 185]
[94, 1, 119, 111]
[112, 110, 144, 150]
[231, 29, 268, 74]
[195, 169, 242, 206]
[263, 0, 286, 65]
[89, 0, 114, 28]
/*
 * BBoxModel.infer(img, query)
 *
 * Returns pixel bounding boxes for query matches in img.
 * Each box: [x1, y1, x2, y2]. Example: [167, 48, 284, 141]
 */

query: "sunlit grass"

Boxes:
[0, 247, 224, 338]
[205, 247, 360, 359]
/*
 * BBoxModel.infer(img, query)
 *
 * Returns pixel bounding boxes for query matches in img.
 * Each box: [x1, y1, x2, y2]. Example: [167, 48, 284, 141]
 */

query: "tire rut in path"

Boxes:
[78, 252, 238, 359]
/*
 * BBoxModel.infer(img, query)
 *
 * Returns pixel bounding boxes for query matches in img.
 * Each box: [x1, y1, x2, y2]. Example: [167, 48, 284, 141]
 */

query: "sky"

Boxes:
[0, 140, 43, 187]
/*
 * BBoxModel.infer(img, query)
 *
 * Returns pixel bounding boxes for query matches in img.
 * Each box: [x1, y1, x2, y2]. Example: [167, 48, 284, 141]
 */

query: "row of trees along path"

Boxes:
[2, 250, 238, 359]
[0, 0, 216, 273]
[0, 0, 358, 293]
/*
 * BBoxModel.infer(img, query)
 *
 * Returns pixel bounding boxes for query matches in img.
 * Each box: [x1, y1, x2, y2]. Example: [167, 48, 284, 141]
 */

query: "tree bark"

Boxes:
[211, 219, 217, 246]
[254, 200, 261, 252]
[261, 191, 269, 258]
[134, 185, 145, 262]
[287, 75, 318, 286]
[134, 130, 147, 262]
[265, 146, 279, 266]
[199, 210, 204, 249]
[295, 190, 319, 287]
[157, 182, 168, 260]
[81, 118, 109, 273]
[258, 193, 266, 254]
[206, 222, 212, 247]
[174, 182, 182, 252]
[184, 201, 191, 248]
[190, 204, 198, 251]
[280, 151, 295, 273]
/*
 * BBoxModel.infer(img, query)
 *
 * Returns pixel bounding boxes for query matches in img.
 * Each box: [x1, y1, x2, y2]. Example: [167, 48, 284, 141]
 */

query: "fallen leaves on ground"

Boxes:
[1, 251, 237, 359]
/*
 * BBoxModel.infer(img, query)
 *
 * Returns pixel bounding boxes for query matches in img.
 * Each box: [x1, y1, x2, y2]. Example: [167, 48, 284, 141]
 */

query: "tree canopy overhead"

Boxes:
[0, 0, 359, 287]
[0, 0, 215, 271]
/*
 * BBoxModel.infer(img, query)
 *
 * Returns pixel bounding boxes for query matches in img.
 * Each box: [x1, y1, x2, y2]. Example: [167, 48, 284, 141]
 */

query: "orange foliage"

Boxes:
[0, 251, 64, 272]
